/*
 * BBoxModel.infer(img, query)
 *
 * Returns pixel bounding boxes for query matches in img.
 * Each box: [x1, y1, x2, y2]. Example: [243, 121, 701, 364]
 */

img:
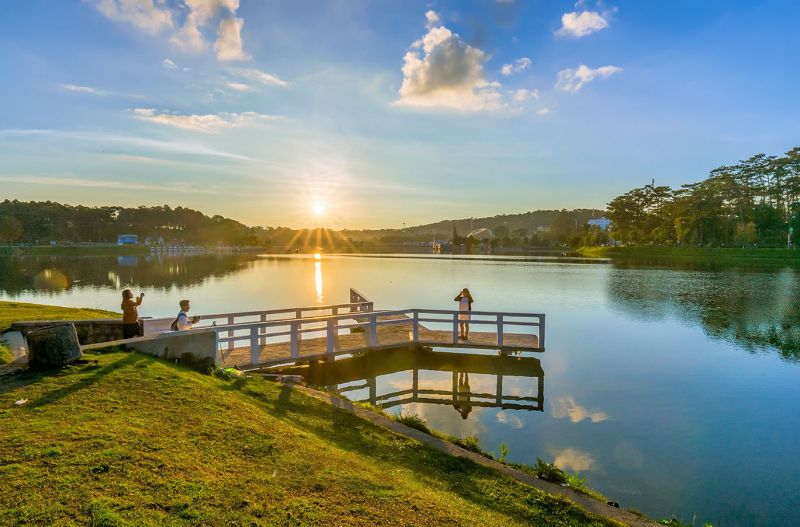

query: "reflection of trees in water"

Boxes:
[607, 267, 800, 361]
[0, 254, 260, 295]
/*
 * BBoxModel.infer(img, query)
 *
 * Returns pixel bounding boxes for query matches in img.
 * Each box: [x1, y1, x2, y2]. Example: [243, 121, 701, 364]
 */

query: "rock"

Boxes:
[26, 324, 82, 371]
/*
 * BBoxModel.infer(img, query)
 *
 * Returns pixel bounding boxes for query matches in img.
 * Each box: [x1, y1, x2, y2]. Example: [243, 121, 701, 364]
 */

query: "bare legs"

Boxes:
[459, 322, 469, 340]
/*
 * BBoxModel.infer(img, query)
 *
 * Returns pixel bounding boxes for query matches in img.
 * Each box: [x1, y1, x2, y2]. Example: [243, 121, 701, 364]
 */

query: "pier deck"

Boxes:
[221, 313, 539, 368]
[143, 289, 545, 370]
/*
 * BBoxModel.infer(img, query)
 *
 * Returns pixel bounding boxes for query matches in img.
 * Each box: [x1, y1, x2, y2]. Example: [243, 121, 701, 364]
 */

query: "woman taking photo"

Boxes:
[121, 289, 144, 339]
[453, 287, 474, 340]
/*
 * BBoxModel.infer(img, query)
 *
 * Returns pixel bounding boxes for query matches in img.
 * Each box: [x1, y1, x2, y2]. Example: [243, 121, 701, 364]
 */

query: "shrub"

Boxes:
[393, 412, 431, 434]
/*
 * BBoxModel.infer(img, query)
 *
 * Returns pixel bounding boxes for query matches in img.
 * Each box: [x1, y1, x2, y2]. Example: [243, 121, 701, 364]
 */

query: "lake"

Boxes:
[2, 252, 799, 526]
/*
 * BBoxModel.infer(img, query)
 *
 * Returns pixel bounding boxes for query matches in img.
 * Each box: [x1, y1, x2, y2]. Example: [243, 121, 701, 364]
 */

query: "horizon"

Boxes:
[0, 197, 604, 233]
[2, 1, 799, 229]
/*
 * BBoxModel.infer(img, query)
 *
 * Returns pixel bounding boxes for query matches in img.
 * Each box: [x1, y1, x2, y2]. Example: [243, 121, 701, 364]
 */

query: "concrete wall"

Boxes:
[142, 317, 174, 335]
[83, 329, 221, 365]
[9, 319, 140, 345]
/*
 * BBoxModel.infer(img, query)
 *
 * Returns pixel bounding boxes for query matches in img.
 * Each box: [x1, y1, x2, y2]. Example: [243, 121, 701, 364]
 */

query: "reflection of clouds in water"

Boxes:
[551, 447, 595, 472]
[496, 410, 525, 429]
[551, 395, 608, 423]
[387, 371, 500, 394]
[398, 402, 487, 438]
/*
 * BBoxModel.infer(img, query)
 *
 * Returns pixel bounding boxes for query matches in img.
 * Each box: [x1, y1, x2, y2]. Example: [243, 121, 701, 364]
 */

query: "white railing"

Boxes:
[142, 300, 374, 336]
[146, 288, 544, 367]
[197, 308, 543, 367]
[412, 309, 545, 349]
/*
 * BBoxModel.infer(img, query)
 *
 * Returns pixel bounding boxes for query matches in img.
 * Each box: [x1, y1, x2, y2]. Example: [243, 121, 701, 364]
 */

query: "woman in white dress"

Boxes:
[453, 288, 474, 340]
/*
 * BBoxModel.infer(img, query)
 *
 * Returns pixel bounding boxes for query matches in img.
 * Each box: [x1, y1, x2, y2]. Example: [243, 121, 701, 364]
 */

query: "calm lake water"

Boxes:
[2, 253, 799, 526]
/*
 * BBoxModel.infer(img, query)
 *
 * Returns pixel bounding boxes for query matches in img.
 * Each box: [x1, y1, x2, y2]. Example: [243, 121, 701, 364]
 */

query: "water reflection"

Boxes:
[276, 347, 545, 416]
[607, 266, 800, 361]
[314, 253, 323, 304]
[0, 254, 260, 295]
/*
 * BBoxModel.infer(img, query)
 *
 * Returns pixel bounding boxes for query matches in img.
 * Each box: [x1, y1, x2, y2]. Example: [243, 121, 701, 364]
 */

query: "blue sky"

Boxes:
[1, 0, 798, 229]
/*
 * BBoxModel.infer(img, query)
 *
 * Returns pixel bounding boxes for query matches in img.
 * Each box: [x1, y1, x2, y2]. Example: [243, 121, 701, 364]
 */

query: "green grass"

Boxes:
[0, 341, 10, 365]
[0, 350, 619, 527]
[578, 246, 800, 268]
[0, 300, 119, 334]
[578, 246, 800, 261]
[0, 301, 119, 365]
[389, 412, 610, 504]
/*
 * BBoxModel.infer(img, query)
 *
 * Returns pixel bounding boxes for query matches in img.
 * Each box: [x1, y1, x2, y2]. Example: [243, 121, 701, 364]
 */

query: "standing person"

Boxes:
[171, 299, 200, 331]
[453, 287, 473, 340]
[121, 289, 144, 339]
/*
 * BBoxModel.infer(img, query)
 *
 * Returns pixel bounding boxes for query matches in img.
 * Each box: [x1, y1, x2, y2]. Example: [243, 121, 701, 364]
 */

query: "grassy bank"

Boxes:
[0, 300, 118, 333]
[0, 301, 118, 365]
[0, 350, 620, 526]
[578, 246, 800, 264]
[0, 245, 149, 257]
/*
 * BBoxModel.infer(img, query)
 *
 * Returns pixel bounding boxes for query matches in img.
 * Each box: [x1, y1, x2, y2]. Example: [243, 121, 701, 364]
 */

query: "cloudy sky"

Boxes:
[1, 0, 798, 228]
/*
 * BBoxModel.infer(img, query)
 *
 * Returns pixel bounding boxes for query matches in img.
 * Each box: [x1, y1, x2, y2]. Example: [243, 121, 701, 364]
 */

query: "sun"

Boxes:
[311, 198, 327, 217]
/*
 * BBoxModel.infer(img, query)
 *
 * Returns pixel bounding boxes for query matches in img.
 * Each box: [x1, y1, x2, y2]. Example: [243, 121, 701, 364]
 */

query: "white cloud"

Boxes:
[170, 0, 246, 59]
[90, 0, 246, 62]
[551, 396, 609, 423]
[0, 174, 249, 196]
[552, 448, 595, 472]
[0, 128, 253, 160]
[162, 58, 178, 70]
[512, 88, 539, 102]
[496, 411, 525, 429]
[555, 64, 621, 92]
[214, 16, 247, 61]
[394, 16, 502, 112]
[425, 10, 440, 28]
[501, 57, 532, 76]
[557, 10, 609, 37]
[226, 81, 252, 92]
[536, 107, 551, 115]
[61, 83, 108, 96]
[89, 0, 173, 34]
[131, 108, 280, 133]
[231, 68, 288, 87]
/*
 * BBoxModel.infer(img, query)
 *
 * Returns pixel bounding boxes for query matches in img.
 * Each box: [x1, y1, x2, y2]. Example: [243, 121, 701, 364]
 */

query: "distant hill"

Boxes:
[343, 209, 606, 242]
[0, 199, 606, 248]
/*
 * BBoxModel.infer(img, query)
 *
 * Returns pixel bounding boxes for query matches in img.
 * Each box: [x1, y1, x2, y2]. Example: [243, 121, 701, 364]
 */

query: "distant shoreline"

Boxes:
[578, 246, 800, 262]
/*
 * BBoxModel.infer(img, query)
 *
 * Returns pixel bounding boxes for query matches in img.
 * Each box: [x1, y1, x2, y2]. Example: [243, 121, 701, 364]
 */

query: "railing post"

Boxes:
[250, 327, 259, 365]
[296, 309, 302, 319]
[332, 306, 339, 316]
[368, 313, 378, 348]
[326, 318, 336, 355]
[366, 302, 374, 312]
[497, 314, 504, 347]
[539, 314, 545, 350]
[412, 309, 419, 343]
[227, 316, 234, 350]
[213, 330, 222, 364]
[452, 312, 459, 345]
[290, 320, 300, 358]
[260, 313, 267, 345]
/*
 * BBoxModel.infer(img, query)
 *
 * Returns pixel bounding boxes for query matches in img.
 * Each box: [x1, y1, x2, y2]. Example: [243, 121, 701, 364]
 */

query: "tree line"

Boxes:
[0, 201, 269, 246]
[606, 146, 800, 247]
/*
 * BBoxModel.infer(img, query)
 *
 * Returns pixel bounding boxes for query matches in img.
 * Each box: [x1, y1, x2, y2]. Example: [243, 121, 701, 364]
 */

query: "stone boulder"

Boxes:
[26, 324, 82, 371]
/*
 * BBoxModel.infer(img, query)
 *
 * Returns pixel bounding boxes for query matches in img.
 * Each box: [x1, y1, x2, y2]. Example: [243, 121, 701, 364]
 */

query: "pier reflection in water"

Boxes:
[276, 347, 544, 418]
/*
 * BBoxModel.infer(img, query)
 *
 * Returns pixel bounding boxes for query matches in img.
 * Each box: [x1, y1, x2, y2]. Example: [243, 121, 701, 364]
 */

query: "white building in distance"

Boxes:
[587, 218, 611, 231]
